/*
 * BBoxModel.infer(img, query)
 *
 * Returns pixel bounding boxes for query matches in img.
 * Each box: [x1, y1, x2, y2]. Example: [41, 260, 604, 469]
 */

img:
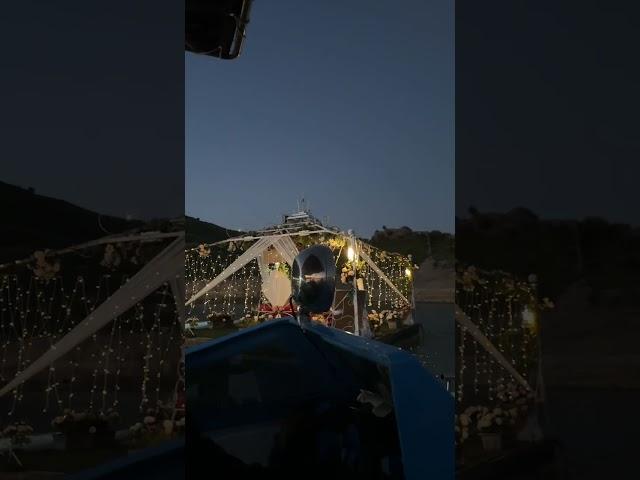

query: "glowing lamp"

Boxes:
[522, 305, 538, 334]
[405, 268, 412, 278]
[347, 246, 355, 261]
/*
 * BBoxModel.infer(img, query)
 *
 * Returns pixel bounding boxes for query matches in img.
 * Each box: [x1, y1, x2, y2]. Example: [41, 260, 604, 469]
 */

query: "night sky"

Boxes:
[186, 0, 454, 237]
[456, 1, 640, 225]
[4, 2, 634, 232]
[2, 1, 184, 220]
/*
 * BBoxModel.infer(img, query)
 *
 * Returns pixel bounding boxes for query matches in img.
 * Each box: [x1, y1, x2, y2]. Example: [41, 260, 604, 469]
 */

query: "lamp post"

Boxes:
[349, 234, 360, 336]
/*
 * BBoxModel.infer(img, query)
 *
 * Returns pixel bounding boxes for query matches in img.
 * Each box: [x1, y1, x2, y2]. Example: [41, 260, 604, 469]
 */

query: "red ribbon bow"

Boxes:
[259, 303, 294, 317]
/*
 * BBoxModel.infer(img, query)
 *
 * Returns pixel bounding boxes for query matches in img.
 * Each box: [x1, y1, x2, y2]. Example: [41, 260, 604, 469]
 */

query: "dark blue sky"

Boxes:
[2, 1, 184, 220]
[186, 0, 454, 237]
[456, 1, 640, 225]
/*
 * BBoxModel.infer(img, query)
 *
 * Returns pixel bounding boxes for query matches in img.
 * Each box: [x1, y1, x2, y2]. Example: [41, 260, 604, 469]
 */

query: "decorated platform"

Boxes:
[185, 208, 418, 340]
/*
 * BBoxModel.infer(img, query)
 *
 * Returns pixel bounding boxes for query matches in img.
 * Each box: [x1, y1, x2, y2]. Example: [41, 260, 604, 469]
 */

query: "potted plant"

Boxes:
[385, 311, 398, 330]
[2, 421, 33, 447]
[496, 382, 535, 443]
[476, 406, 509, 452]
[126, 402, 183, 451]
[1, 422, 33, 469]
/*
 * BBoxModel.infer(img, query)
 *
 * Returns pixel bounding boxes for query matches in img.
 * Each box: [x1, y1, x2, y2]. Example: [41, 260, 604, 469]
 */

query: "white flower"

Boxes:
[129, 422, 143, 433]
[52, 416, 65, 426]
[143, 416, 156, 425]
[477, 415, 493, 429]
[464, 406, 477, 416]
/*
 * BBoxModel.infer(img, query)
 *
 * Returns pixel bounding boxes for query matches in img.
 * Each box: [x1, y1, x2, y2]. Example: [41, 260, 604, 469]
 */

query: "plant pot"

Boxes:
[479, 432, 502, 452]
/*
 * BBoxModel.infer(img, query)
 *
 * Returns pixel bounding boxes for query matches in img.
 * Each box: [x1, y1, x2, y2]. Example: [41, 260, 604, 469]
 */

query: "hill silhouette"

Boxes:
[185, 215, 241, 247]
[370, 226, 454, 265]
[0, 181, 142, 263]
[457, 207, 640, 303]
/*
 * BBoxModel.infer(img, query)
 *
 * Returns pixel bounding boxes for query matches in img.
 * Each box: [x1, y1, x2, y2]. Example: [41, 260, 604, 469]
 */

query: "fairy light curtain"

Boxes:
[455, 266, 551, 406]
[0, 233, 184, 432]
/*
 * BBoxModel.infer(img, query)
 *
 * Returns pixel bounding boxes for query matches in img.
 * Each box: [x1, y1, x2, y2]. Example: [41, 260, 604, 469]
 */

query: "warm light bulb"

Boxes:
[405, 268, 412, 278]
[347, 246, 355, 261]
[522, 306, 536, 327]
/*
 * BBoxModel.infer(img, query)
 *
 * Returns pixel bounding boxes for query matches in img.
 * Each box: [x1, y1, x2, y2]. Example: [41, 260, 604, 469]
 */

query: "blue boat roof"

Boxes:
[188, 319, 454, 480]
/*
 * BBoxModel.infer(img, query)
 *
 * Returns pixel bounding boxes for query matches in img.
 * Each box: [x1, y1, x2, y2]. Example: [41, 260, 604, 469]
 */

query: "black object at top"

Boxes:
[185, 0, 252, 59]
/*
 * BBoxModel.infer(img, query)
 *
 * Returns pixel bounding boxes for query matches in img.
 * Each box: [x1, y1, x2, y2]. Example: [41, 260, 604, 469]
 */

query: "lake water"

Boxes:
[412, 302, 455, 382]
[188, 300, 457, 381]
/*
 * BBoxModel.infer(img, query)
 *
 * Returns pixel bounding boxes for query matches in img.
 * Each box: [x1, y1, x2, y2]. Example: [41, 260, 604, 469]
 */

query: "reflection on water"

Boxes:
[411, 302, 455, 384]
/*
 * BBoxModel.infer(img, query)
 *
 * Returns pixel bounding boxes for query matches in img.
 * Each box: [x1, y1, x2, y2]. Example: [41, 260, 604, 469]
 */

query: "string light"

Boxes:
[456, 265, 545, 424]
[0, 238, 183, 433]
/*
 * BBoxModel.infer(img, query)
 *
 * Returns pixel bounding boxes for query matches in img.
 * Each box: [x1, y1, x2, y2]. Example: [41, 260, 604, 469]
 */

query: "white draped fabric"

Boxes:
[271, 236, 299, 266]
[261, 270, 292, 307]
[186, 237, 275, 306]
[187, 235, 301, 307]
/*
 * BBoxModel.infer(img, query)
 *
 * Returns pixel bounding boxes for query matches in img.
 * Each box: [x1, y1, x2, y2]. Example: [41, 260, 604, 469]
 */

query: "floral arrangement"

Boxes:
[30, 250, 60, 279]
[236, 313, 262, 325]
[99, 242, 147, 270]
[367, 307, 412, 330]
[456, 406, 509, 445]
[341, 259, 365, 284]
[1, 422, 33, 447]
[324, 237, 346, 250]
[310, 312, 333, 325]
[100, 244, 122, 270]
[51, 409, 120, 435]
[495, 381, 535, 418]
[456, 382, 535, 445]
[227, 241, 248, 253]
[128, 401, 184, 440]
[268, 261, 291, 277]
[197, 244, 211, 258]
